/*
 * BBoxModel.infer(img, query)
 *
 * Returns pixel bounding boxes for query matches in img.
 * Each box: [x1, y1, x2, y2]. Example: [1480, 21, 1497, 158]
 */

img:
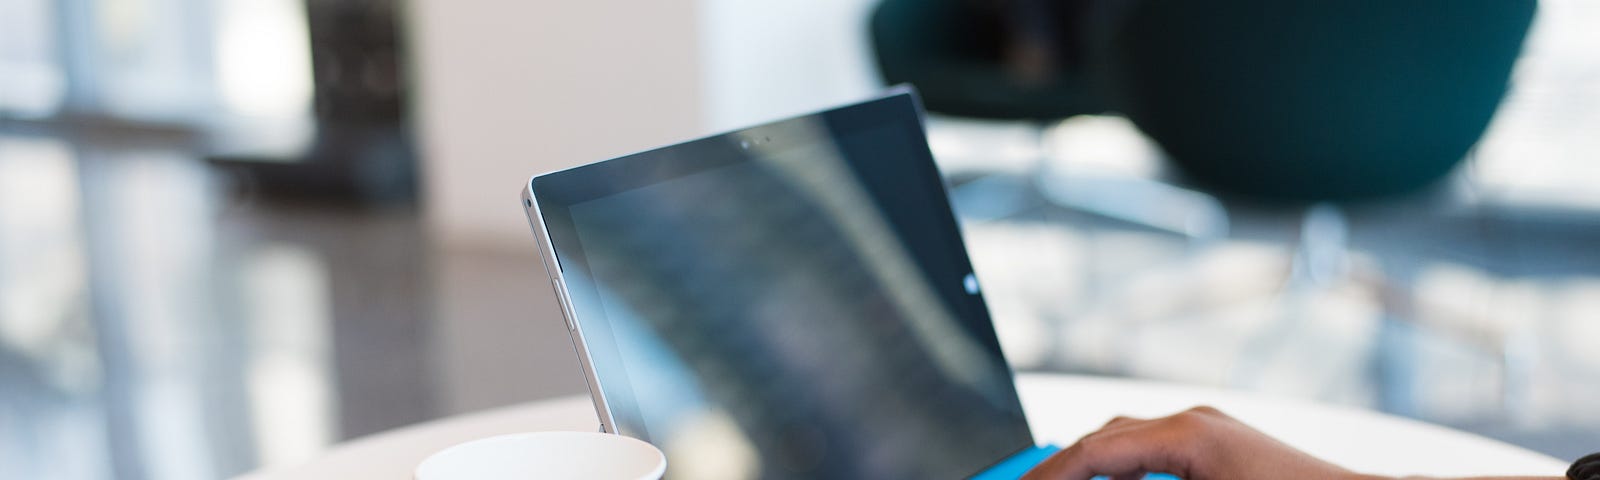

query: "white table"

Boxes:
[236, 374, 1567, 479]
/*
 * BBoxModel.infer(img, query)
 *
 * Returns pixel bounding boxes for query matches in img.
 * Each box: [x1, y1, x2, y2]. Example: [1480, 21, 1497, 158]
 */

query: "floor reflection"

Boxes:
[85, 149, 227, 480]
[240, 244, 333, 469]
[0, 131, 453, 479]
[0, 135, 103, 480]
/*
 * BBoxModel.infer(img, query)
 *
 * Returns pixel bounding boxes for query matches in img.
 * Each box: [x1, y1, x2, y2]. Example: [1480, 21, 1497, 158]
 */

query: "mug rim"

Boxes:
[415, 431, 666, 480]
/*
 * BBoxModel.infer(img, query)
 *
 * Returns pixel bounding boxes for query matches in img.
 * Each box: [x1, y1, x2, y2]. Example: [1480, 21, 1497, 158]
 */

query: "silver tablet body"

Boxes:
[519, 89, 1032, 479]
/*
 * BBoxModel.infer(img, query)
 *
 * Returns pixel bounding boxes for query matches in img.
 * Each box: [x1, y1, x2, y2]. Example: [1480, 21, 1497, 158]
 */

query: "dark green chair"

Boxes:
[1105, 0, 1537, 200]
[870, 0, 1537, 202]
[869, 0, 1107, 122]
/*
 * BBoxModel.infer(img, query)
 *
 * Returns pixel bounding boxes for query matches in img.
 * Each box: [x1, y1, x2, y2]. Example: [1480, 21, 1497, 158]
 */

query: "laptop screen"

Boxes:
[530, 92, 1032, 479]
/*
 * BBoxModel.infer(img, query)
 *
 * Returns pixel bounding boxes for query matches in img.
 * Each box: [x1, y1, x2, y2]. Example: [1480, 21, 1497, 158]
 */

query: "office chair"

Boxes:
[868, 0, 1228, 242]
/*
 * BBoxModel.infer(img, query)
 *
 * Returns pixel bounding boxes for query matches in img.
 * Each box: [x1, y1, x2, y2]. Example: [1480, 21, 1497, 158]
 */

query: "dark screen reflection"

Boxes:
[558, 119, 1030, 479]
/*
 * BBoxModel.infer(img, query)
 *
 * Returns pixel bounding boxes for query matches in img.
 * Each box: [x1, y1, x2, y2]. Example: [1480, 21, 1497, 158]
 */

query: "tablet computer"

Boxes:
[520, 88, 1035, 479]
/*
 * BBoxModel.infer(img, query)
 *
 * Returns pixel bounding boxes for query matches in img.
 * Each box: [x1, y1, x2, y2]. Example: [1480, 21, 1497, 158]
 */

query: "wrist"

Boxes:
[1344, 474, 1411, 480]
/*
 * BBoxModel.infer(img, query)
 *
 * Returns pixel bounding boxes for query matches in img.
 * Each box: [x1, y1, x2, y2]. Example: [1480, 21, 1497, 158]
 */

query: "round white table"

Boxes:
[236, 374, 1567, 479]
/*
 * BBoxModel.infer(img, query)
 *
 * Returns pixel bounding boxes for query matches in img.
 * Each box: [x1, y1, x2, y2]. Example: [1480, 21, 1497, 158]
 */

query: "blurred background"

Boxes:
[1, 0, 1597, 478]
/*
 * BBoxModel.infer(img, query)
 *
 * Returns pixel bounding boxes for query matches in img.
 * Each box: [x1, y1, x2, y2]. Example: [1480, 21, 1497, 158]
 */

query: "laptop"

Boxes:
[520, 88, 1057, 479]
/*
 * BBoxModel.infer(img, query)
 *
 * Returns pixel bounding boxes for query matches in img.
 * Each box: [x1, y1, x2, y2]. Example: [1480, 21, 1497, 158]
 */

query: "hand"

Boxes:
[1022, 406, 1357, 480]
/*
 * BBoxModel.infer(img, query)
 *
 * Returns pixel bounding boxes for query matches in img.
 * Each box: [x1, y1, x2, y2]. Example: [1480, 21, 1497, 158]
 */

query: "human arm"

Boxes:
[1020, 406, 1562, 480]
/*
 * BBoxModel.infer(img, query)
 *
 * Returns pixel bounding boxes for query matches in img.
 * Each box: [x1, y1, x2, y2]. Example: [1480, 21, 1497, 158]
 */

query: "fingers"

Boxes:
[1024, 418, 1138, 480]
[1023, 409, 1213, 480]
[1024, 406, 1346, 480]
[1183, 405, 1224, 418]
[1101, 415, 1144, 431]
[1024, 423, 1176, 480]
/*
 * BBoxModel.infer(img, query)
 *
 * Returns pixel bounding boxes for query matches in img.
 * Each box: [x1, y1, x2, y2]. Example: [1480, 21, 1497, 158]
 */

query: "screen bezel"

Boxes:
[524, 88, 1034, 473]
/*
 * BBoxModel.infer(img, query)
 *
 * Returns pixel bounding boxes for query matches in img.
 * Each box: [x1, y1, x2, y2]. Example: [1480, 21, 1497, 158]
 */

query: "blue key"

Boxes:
[972, 445, 1181, 479]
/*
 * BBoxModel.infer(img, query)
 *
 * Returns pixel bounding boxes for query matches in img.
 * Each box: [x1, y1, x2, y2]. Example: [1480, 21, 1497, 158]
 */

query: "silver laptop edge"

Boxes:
[521, 185, 618, 434]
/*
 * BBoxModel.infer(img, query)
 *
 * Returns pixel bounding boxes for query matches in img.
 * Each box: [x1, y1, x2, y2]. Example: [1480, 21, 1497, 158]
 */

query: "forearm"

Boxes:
[1353, 475, 1562, 480]
[1023, 406, 1573, 480]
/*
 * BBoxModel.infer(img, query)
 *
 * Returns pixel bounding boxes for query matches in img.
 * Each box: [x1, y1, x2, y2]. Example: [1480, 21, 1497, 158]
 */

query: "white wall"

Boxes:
[408, 0, 707, 251]
[699, 0, 881, 132]
[408, 0, 881, 250]
[406, 0, 707, 408]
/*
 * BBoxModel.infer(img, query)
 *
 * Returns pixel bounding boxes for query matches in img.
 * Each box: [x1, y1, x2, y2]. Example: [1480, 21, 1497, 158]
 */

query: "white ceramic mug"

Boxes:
[415, 431, 667, 480]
